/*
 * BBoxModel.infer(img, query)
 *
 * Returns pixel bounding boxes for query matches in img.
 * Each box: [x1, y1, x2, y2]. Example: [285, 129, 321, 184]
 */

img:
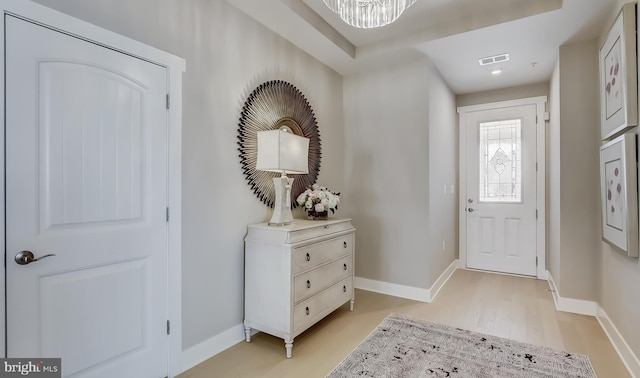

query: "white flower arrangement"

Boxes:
[296, 184, 340, 215]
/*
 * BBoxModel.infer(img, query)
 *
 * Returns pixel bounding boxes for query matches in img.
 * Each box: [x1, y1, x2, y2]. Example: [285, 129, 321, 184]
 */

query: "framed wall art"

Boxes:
[599, 133, 638, 257]
[599, 2, 637, 140]
[237, 80, 321, 208]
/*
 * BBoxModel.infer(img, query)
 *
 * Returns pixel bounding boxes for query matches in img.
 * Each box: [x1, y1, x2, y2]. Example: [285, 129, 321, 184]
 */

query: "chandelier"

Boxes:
[323, 0, 418, 29]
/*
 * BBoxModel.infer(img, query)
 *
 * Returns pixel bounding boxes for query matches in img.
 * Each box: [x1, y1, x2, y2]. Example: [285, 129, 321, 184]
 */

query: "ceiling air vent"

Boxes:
[478, 53, 510, 66]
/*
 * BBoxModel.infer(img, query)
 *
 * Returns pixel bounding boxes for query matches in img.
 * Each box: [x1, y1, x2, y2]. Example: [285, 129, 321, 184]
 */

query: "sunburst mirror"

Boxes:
[238, 80, 321, 208]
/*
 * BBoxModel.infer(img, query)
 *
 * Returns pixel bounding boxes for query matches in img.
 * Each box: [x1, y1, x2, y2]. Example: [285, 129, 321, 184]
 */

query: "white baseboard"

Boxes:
[545, 271, 639, 377]
[355, 259, 458, 303]
[181, 323, 245, 374]
[537, 269, 549, 280]
[429, 259, 459, 300]
[546, 271, 597, 316]
[596, 306, 640, 378]
[180, 260, 459, 375]
[354, 277, 430, 302]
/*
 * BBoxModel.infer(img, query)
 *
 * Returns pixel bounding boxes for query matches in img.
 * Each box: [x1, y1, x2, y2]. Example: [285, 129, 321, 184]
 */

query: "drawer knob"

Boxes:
[343, 241, 347, 248]
[305, 307, 310, 316]
[343, 263, 347, 271]
[306, 253, 311, 262]
[307, 280, 311, 289]
[343, 285, 347, 293]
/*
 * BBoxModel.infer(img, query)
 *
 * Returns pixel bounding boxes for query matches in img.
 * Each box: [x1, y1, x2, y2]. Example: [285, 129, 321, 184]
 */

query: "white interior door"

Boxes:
[6, 15, 169, 377]
[464, 104, 538, 276]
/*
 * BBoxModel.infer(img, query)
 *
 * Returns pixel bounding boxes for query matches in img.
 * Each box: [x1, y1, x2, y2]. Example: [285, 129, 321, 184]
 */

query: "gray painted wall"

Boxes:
[601, 241, 640, 357]
[26, 0, 640, 369]
[427, 66, 459, 284]
[555, 40, 601, 301]
[597, 0, 640, 359]
[32, 0, 346, 350]
[547, 41, 602, 301]
[343, 56, 457, 289]
[549, 61, 562, 286]
[548, 0, 640, 359]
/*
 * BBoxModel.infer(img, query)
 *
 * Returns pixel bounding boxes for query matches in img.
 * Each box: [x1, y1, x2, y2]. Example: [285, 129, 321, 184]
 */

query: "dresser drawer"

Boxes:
[293, 255, 352, 304]
[293, 277, 353, 335]
[286, 219, 354, 243]
[293, 234, 353, 273]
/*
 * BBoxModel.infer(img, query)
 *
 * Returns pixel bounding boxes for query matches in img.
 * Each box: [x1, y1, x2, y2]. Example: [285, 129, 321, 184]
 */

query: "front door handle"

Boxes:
[15, 251, 56, 265]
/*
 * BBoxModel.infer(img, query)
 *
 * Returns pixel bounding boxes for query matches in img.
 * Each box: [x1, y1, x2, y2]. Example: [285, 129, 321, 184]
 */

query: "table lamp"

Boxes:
[256, 128, 309, 226]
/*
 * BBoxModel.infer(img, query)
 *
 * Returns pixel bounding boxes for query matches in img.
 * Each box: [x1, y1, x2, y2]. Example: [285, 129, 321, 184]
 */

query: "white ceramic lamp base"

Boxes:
[268, 175, 294, 226]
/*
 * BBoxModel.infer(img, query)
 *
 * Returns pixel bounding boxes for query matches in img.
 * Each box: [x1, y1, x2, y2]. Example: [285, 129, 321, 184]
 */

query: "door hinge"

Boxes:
[166, 207, 170, 222]
[166, 94, 170, 109]
[536, 256, 538, 266]
[536, 209, 538, 219]
[167, 320, 171, 335]
[536, 162, 538, 172]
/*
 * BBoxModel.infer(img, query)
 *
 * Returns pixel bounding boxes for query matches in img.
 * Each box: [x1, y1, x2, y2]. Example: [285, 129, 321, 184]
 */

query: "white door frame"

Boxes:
[458, 96, 547, 279]
[0, 1, 185, 376]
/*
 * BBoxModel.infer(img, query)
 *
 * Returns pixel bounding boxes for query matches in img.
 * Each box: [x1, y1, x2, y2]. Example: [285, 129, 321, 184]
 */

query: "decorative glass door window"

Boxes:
[478, 119, 522, 202]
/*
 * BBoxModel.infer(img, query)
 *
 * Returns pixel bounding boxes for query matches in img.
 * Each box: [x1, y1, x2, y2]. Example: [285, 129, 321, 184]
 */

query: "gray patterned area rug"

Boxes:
[327, 313, 596, 378]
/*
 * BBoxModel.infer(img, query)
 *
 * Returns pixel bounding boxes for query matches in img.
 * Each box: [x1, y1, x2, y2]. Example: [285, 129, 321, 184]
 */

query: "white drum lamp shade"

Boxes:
[256, 129, 309, 225]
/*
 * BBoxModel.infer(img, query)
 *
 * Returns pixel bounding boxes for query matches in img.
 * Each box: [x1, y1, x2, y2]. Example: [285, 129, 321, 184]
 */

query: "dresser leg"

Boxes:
[244, 326, 252, 342]
[284, 340, 294, 358]
[350, 298, 355, 311]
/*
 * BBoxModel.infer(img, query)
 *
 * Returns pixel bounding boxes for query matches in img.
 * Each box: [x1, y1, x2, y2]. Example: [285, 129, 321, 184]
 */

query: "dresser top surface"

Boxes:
[248, 218, 352, 232]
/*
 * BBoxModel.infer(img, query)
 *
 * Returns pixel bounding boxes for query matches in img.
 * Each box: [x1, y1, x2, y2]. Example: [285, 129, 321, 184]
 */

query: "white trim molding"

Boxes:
[546, 271, 597, 316]
[596, 306, 640, 378]
[354, 277, 431, 302]
[181, 259, 459, 372]
[0, 1, 185, 375]
[457, 96, 547, 279]
[181, 324, 247, 373]
[547, 271, 639, 377]
[355, 259, 458, 303]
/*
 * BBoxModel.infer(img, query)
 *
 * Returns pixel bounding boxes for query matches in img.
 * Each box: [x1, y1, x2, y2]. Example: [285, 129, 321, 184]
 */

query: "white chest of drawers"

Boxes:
[243, 218, 355, 358]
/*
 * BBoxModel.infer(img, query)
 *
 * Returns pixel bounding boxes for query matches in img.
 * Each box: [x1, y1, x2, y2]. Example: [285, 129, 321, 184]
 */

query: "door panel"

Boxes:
[40, 260, 146, 376]
[6, 15, 168, 378]
[40, 61, 145, 229]
[479, 217, 495, 254]
[465, 105, 537, 276]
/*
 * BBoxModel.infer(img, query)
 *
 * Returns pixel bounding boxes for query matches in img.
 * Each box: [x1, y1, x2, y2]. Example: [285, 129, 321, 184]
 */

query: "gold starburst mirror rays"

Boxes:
[238, 80, 321, 208]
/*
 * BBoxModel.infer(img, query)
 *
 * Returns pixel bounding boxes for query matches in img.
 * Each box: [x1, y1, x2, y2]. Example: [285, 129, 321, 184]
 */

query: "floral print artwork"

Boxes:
[605, 159, 624, 231]
[604, 38, 623, 120]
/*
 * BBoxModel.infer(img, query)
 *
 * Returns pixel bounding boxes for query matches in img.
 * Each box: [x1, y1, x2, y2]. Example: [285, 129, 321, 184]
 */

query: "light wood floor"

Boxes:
[177, 269, 629, 377]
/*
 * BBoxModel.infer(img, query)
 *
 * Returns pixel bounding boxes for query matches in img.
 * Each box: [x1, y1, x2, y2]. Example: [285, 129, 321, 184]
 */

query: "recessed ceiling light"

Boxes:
[491, 68, 503, 76]
[479, 53, 510, 66]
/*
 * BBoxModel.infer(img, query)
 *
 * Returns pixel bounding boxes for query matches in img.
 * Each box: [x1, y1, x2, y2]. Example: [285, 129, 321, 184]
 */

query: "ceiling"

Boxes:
[226, 0, 617, 94]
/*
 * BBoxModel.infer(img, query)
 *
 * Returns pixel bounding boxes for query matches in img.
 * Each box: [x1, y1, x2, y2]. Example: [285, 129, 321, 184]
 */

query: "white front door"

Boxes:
[464, 104, 538, 276]
[6, 15, 169, 377]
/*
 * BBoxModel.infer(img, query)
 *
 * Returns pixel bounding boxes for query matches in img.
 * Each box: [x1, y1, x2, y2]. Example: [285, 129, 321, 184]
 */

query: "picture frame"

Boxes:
[599, 133, 638, 257]
[599, 2, 637, 140]
[237, 80, 321, 208]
